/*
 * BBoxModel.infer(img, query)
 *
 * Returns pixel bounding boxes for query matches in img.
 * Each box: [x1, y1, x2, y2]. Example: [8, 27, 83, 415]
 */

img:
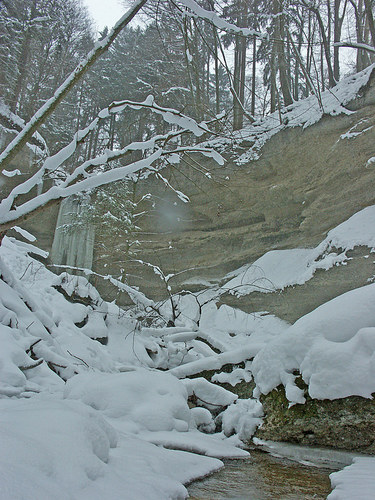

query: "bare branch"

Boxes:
[19, 359, 43, 371]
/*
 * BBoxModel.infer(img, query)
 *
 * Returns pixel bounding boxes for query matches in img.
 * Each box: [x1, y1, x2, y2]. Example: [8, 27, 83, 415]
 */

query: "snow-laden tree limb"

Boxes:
[50, 265, 155, 310]
[334, 41, 375, 54]
[176, 0, 266, 39]
[103, 95, 212, 136]
[0, 0, 148, 170]
[0, 98, 224, 232]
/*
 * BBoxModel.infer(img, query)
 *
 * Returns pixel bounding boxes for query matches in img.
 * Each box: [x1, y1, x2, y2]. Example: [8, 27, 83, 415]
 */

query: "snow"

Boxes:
[206, 64, 375, 163]
[3, 64, 375, 498]
[2, 199, 375, 499]
[328, 457, 375, 499]
[0, 397, 224, 500]
[0, 235, 251, 499]
[252, 283, 375, 403]
[221, 399, 263, 441]
[223, 204, 375, 297]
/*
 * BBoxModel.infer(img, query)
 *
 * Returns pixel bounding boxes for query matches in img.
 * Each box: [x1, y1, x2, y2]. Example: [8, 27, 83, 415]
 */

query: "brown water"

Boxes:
[188, 450, 333, 499]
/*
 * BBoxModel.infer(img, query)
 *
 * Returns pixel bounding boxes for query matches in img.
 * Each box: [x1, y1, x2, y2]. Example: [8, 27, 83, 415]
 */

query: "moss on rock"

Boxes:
[256, 383, 375, 454]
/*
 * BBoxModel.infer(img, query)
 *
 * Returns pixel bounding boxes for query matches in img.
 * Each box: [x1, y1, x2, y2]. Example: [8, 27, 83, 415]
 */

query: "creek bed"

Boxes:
[188, 448, 337, 499]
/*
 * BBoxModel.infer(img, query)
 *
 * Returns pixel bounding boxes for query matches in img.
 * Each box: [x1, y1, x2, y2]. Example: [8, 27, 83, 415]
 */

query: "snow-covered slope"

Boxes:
[0, 236, 252, 500]
[209, 63, 375, 163]
[223, 204, 375, 297]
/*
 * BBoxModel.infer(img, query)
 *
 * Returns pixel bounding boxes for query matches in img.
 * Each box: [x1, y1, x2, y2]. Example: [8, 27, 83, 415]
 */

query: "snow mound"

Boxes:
[328, 457, 375, 499]
[0, 396, 224, 500]
[0, 398, 117, 500]
[252, 283, 375, 403]
[221, 398, 263, 440]
[65, 369, 193, 432]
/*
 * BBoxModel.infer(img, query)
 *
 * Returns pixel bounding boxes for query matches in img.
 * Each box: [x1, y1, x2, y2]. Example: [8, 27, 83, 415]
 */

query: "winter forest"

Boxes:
[1, 0, 375, 498]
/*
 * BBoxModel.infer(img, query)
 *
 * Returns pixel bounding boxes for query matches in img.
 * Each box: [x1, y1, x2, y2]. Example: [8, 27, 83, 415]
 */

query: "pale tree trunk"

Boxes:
[251, 35, 257, 115]
[270, 41, 277, 113]
[364, 0, 375, 47]
[349, 0, 370, 71]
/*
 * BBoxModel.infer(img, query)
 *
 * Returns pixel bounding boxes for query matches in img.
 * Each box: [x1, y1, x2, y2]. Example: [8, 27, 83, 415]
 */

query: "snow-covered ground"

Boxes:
[2, 202, 375, 497]
[2, 65, 375, 497]
[0, 236, 252, 499]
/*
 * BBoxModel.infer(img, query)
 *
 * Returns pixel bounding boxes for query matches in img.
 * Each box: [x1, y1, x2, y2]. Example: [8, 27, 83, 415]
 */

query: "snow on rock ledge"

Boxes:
[217, 63, 375, 163]
[252, 283, 375, 403]
[223, 204, 375, 298]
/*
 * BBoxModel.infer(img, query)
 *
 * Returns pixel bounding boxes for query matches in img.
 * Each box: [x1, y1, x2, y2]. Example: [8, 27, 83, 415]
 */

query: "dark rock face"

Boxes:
[256, 385, 375, 454]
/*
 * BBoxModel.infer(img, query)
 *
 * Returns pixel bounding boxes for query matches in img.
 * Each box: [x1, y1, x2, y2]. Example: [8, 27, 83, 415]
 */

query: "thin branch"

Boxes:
[19, 359, 43, 371]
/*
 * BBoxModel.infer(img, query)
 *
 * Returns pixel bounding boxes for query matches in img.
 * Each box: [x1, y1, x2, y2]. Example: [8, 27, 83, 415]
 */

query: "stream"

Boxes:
[188, 442, 358, 499]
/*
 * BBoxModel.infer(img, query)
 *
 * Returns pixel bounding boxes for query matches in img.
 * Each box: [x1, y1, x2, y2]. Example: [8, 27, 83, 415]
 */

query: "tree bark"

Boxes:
[364, 0, 375, 47]
[273, 0, 293, 107]
[233, 0, 248, 130]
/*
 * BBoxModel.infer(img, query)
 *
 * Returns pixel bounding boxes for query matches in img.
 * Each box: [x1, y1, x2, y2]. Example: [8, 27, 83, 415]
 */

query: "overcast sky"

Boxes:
[83, 0, 126, 31]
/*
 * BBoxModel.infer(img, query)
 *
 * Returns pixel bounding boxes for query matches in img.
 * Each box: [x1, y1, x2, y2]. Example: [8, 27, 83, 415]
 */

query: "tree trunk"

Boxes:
[233, 0, 248, 131]
[251, 35, 257, 116]
[9, 0, 37, 114]
[364, 0, 375, 47]
[273, 0, 293, 107]
[270, 41, 277, 113]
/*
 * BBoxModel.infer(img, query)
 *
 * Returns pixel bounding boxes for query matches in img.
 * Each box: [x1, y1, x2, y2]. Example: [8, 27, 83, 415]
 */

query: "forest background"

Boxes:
[1, 0, 374, 287]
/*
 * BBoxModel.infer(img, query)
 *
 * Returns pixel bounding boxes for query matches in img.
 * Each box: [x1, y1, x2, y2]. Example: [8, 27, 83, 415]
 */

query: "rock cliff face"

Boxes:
[126, 77, 375, 451]
[128, 78, 375, 324]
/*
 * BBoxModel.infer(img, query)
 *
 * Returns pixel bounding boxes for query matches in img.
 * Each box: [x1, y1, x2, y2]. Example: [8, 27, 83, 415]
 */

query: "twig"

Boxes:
[26, 338, 42, 354]
[19, 359, 43, 371]
[67, 350, 89, 367]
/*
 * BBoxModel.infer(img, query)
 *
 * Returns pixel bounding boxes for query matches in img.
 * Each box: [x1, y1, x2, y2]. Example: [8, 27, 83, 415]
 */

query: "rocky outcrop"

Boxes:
[125, 78, 375, 324]
[122, 75, 375, 453]
[256, 384, 375, 454]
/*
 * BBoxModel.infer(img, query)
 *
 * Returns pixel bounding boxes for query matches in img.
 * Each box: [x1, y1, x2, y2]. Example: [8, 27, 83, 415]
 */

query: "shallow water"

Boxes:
[188, 449, 333, 499]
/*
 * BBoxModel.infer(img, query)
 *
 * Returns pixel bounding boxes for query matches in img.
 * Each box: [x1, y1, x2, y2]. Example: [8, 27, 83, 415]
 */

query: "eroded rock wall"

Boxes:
[126, 97, 375, 322]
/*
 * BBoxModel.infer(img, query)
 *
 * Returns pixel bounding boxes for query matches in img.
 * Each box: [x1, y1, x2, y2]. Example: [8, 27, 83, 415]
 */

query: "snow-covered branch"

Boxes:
[0, 97, 224, 232]
[50, 264, 155, 310]
[176, 0, 265, 38]
[104, 95, 212, 137]
[334, 41, 375, 54]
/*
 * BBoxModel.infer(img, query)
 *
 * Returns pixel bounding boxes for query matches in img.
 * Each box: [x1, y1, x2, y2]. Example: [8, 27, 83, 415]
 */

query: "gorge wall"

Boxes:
[125, 78, 375, 323]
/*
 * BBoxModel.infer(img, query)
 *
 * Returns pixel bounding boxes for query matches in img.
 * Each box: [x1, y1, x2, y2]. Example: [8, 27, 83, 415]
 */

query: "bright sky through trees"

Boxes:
[83, 0, 125, 31]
